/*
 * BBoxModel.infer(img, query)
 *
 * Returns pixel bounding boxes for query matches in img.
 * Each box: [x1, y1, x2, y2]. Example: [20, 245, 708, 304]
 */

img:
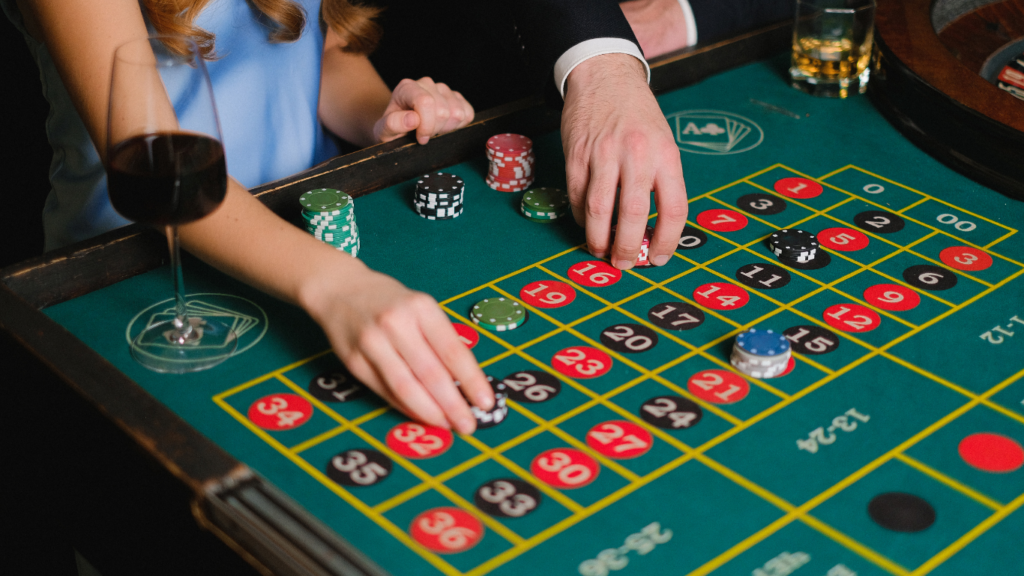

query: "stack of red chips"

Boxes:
[486, 133, 535, 192]
[612, 224, 656, 267]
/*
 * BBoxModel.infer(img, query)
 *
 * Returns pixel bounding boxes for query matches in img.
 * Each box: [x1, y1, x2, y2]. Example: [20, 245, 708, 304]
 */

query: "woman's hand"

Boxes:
[299, 260, 492, 435]
[373, 77, 474, 144]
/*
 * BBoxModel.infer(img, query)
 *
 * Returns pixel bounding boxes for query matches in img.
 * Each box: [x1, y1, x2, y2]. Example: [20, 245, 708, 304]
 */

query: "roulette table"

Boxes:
[3, 18, 1024, 576]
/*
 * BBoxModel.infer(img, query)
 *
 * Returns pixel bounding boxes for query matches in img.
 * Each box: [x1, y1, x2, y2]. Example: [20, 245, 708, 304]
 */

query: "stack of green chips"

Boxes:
[469, 297, 528, 332]
[300, 188, 360, 257]
[520, 187, 569, 223]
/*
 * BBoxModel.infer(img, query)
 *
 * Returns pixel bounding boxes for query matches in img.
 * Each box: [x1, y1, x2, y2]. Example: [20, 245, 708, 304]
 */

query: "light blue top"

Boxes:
[3, 0, 338, 250]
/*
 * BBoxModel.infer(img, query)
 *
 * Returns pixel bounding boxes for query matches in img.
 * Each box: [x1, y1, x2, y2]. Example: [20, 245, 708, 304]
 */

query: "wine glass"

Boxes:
[107, 36, 236, 373]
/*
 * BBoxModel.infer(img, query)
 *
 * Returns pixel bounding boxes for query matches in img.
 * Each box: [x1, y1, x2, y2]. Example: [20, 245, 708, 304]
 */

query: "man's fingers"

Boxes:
[565, 147, 591, 228]
[610, 165, 652, 270]
[649, 157, 688, 266]
[583, 162, 619, 259]
[345, 352, 418, 421]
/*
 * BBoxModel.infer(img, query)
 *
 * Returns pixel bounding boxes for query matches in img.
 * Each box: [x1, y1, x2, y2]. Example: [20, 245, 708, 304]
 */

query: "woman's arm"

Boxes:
[17, 0, 493, 434]
[318, 28, 474, 146]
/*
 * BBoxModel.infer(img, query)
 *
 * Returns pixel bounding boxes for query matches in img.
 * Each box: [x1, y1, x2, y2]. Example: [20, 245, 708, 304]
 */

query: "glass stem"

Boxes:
[166, 224, 193, 341]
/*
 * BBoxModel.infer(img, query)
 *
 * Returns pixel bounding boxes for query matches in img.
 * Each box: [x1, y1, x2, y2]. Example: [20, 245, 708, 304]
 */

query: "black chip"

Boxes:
[416, 172, 465, 193]
[474, 478, 542, 518]
[868, 492, 936, 532]
[600, 323, 659, 353]
[309, 370, 365, 403]
[735, 263, 791, 290]
[783, 325, 840, 355]
[500, 370, 561, 403]
[647, 302, 705, 331]
[737, 193, 787, 215]
[903, 264, 957, 291]
[768, 229, 818, 254]
[854, 210, 905, 234]
[639, 395, 703, 429]
[326, 449, 392, 487]
[676, 225, 708, 251]
[778, 250, 831, 270]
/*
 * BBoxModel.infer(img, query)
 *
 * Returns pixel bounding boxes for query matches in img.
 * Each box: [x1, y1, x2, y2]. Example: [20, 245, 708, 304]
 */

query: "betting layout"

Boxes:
[215, 164, 1024, 576]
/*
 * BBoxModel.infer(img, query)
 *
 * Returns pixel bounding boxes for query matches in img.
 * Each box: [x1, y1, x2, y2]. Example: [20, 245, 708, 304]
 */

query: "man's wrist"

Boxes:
[554, 38, 650, 98]
[564, 52, 648, 98]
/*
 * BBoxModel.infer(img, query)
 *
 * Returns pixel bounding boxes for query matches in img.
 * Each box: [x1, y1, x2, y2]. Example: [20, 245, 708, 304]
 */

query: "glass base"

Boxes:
[789, 67, 870, 99]
[130, 316, 238, 373]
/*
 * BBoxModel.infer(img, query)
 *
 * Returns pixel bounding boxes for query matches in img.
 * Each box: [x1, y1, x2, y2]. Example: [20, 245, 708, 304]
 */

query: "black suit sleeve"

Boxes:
[687, 0, 793, 46]
[509, 0, 641, 99]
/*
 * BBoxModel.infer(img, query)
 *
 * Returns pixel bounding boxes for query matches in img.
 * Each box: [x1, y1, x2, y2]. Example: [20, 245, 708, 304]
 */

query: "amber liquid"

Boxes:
[108, 132, 227, 226]
[791, 36, 871, 81]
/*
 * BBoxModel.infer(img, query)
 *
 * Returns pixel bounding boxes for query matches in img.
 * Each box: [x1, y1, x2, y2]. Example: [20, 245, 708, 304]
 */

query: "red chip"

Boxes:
[486, 133, 533, 154]
[958, 433, 1024, 473]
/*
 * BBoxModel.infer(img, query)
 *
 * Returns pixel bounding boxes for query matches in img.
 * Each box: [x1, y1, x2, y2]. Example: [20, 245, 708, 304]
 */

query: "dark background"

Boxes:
[1, 15, 50, 269]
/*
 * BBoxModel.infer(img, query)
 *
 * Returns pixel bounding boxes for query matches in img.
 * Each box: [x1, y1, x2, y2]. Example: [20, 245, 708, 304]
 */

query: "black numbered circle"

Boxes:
[599, 323, 659, 353]
[677, 225, 708, 251]
[326, 449, 392, 487]
[309, 370, 365, 403]
[868, 492, 936, 532]
[639, 396, 703, 429]
[648, 302, 705, 331]
[737, 193, 787, 215]
[903, 264, 957, 291]
[474, 478, 542, 518]
[854, 210, 905, 234]
[778, 250, 831, 271]
[500, 370, 561, 403]
[783, 325, 840, 355]
[735, 263, 791, 290]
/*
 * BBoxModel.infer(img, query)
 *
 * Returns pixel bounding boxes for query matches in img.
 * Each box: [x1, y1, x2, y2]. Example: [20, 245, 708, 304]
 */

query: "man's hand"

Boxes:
[562, 53, 687, 270]
[373, 77, 475, 144]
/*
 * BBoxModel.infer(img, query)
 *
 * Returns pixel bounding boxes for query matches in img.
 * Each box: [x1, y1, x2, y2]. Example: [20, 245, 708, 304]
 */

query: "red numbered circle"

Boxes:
[693, 282, 750, 310]
[687, 369, 750, 404]
[586, 420, 654, 459]
[520, 280, 577, 308]
[531, 448, 600, 489]
[696, 208, 748, 232]
[247, 393, 313, 431]
[864, 284, 920, 311]
[778, 356, 796, 377]
[774, 177, 823, 199]
[958, 433, 1024, 473]
[452, 323, 479, 349]
[386, 422, 454, 459]
[568, 260, 622, 288]
[818, 227, 869, 251]
[823, 303, 881, 333]
[409, 507, 484, 554]
[551, 346, 612, 379]
[940, 246, 993, 272]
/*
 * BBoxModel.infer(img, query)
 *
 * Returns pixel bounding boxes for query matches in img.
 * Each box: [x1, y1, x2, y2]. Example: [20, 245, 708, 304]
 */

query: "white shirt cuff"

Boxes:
[553, 38, 650, 99]
[678, 0, 698, 47]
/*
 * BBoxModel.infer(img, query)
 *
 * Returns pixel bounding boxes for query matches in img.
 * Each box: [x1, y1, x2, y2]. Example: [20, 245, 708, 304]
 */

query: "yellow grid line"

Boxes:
[210, 163, 1024, 576]
[893, 453, 1003, 511]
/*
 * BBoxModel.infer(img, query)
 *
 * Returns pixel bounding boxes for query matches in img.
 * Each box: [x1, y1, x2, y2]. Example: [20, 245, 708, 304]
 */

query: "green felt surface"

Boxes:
[45, 57, 1024, 576]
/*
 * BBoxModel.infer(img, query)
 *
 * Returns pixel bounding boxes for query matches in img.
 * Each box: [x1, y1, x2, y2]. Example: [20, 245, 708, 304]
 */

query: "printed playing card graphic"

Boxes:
[667, 110, 763, 155]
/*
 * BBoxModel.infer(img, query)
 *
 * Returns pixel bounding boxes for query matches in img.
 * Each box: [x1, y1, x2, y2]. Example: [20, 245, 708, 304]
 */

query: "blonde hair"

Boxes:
[142, 0, 382, 58]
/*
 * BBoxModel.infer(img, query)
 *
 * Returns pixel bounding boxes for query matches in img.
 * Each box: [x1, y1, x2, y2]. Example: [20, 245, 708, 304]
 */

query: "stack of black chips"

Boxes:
[414, 172, 465, 220]
[768, 229, 818, 263]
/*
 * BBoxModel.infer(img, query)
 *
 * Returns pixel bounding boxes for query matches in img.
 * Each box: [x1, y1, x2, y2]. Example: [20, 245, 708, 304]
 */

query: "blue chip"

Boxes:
[735, 328, 790, 356]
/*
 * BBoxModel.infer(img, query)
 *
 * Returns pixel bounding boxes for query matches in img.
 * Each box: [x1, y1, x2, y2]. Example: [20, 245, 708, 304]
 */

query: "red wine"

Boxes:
[108, 132, 227, 226]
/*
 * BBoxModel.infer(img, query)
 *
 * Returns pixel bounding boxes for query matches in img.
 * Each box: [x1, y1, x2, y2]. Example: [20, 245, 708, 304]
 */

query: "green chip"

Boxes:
[522, 187, 568, 210]
[470, 298, 526, 327]
[300, 188, 351, 212]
